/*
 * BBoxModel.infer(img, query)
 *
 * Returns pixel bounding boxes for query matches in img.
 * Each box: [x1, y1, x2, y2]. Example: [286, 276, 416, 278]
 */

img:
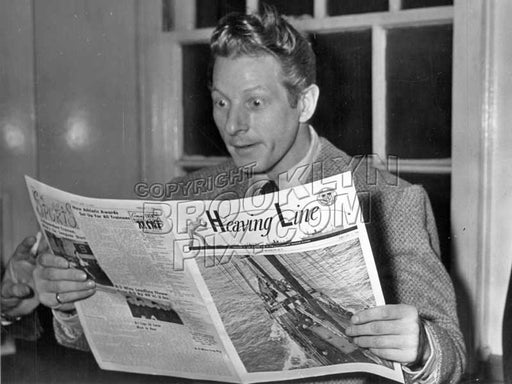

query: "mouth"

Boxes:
[230, 143, 257, 153]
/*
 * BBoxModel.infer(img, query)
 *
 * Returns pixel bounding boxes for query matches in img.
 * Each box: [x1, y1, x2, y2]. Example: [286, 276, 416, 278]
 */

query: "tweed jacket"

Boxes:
[54, 138, 466, 384]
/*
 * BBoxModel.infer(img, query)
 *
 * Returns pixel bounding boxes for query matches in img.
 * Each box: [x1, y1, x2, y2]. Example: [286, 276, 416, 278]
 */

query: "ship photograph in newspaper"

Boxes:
[198, 238, 393, 373]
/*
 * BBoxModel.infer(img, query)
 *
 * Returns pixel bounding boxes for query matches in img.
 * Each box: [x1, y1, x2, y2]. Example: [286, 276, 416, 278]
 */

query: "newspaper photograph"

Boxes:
[197, 237, 394, 377]
[25, 173, 404, 383]
[44, 231, 114, 288]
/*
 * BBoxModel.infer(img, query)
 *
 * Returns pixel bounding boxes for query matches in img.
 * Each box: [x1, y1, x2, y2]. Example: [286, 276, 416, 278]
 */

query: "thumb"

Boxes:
[4, 283, 34, 299]
[15, 236, 37, 255]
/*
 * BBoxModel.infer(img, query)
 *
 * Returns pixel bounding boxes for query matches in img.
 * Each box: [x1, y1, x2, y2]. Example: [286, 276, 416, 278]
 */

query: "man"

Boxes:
[33, 7, 465, 383]
[1, 236, 44, 339]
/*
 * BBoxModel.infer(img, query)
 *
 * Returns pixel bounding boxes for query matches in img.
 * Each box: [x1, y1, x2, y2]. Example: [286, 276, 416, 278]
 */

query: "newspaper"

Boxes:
[25, 172, 404, 383]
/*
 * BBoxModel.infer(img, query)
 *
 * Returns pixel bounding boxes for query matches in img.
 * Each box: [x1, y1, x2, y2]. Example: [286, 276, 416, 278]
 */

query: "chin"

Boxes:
[234, 159, 268, 175]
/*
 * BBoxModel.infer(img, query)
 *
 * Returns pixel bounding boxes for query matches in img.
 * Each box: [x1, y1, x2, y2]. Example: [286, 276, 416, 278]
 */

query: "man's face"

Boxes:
[211, 55, 310, 177]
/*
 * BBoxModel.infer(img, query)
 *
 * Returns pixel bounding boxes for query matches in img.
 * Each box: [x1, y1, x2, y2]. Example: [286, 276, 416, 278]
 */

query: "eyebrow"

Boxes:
[210, 85, 268, 95]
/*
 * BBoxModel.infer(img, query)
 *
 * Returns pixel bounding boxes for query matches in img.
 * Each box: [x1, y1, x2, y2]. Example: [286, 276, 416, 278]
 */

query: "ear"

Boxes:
[298, 84, 320, 123]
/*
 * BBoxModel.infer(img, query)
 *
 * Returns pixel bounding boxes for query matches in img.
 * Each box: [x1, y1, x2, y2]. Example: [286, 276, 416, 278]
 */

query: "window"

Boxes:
[161, 0, 453, 267]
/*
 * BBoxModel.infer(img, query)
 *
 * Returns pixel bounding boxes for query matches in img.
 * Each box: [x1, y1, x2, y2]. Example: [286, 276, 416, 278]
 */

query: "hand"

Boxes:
[345, 304, 430, 366]
[33, 252, 96, 313]
[1, 236, 45, 318]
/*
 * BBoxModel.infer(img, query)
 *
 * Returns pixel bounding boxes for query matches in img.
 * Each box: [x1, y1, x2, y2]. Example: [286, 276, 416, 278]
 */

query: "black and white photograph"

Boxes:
[199, 234, 394, 373]
[126, 295, 183, 325]
[2, 1, 511, 383]
[45, 231, 114, 287]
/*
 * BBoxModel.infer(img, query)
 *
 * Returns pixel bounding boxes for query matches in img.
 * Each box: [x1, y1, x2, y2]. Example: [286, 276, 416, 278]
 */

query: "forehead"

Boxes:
[212, 54, 285, 92]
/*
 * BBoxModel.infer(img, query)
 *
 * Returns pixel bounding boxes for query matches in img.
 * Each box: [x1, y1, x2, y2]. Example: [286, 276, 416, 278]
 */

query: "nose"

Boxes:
[224, 104, 248, 136]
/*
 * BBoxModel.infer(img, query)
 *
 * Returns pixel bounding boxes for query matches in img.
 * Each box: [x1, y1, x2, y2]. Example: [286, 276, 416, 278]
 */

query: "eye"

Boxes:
[213, 97, 228, 109]
[248, 97, 265, 109]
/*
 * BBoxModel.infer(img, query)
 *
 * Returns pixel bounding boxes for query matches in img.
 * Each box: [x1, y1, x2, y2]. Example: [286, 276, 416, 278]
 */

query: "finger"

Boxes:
[54, 288, 96, 305]
[346, 319, 418, 337]
[1, 281, 34, 312]
[37, 253, 70, 269]
[12, 236, 37, 259]
[367, 348, 417, 364]
[39, 287, 96, 310]
[3, 283, 34, 299]
[38, 238, 49, 253]
[352, 304, 417, 324]
[0, 297, 22, 311]
[40, 278, 96, 294]
[39, 267, 88, 282]
[38, 281, 96, 309]
[352, 334, 419, 350]
[19, 236, 37, 250]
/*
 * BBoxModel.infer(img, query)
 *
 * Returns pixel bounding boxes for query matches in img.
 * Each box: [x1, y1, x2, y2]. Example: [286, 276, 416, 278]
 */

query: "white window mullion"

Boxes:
[295, 7, 452, 33]
[314, 0, 327, 19]
[246, 0, 259, 14]
[389, 0, 402, 12]
[172, 0, 195, 30]
[372, 25, 387, 162]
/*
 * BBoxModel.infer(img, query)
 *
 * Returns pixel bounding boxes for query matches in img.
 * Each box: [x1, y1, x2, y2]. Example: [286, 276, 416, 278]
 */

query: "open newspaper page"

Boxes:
[173, 172, 404, 383]
[25, 172, 404, 383]
[25, 176, 242, 383]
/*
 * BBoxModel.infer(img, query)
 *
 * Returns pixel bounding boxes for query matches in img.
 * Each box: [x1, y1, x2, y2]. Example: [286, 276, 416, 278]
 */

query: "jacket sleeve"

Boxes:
[53, 309, 91, 351]
[371, 185, 466, 384]
[1, 311, 42, 341]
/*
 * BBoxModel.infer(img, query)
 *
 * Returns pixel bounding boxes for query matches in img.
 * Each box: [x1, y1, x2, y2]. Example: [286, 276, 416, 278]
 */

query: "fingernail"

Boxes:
[19, 286, 34, 298]
[351, 315, 359, 324]
[79, 272, 87, 280]
[86, 280, 96, 287]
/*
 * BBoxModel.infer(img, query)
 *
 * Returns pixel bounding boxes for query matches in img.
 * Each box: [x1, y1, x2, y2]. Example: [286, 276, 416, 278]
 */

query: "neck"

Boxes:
[267, 123, 312, 181]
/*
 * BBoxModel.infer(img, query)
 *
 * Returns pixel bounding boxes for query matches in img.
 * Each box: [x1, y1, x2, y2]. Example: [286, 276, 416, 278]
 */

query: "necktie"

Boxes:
[259, 180, 279, 195]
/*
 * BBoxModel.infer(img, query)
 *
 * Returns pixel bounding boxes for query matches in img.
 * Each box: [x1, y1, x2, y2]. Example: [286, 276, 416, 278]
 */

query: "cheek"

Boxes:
[274, 116, 299, 144]
[213, 111, 226, 135]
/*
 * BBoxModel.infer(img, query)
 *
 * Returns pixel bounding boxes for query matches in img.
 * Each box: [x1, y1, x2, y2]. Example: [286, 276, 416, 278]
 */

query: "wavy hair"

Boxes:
[210, 6, 316, 107]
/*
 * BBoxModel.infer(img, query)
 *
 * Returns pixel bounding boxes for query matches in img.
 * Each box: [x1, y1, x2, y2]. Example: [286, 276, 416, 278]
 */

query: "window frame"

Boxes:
[164, 3, 453, 175]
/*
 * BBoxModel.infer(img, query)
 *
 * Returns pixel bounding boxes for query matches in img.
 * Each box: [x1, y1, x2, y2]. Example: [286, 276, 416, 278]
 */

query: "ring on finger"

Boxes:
[56, 292, 64, 305]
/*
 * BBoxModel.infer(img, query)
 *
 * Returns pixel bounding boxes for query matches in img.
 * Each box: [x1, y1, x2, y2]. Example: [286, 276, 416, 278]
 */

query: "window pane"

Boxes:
[311, 31, 372, 156]
[399, 172, 451, 269]
[182, 44, 229, 157]
[402, 0, 453, 9]
[327, 0, 388, 16]
[259, 0, 313, 17]
[386, 25, 452, 159]
[196, 0, 246, 29]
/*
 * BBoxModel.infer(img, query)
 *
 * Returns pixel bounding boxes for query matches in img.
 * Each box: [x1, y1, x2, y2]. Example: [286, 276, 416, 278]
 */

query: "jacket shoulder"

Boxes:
[315, 137, 412, 194]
